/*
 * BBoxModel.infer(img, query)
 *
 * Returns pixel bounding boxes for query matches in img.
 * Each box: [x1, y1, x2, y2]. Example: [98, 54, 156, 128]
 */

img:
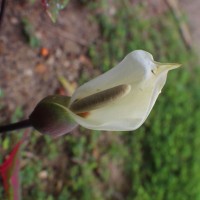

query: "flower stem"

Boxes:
[0, 119, 32, 133]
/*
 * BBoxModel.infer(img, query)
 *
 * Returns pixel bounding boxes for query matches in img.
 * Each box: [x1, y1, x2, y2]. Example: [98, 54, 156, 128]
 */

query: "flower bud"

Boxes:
[29, 95, 78, 137]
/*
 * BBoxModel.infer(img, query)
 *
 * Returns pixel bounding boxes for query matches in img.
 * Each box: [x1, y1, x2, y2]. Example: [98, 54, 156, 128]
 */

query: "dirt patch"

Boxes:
[0, 1, 99, 119]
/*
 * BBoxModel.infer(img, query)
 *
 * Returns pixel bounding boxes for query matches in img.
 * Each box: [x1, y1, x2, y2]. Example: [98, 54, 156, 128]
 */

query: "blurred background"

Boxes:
[1, 0, 200, 199]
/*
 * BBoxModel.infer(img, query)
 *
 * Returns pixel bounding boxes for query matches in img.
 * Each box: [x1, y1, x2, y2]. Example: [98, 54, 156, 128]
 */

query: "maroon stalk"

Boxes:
[0, 119, 32, 133]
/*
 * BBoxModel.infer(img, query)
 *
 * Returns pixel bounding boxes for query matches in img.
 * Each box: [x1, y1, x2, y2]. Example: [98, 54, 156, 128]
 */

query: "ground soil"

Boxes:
[0, 0, 99, 122]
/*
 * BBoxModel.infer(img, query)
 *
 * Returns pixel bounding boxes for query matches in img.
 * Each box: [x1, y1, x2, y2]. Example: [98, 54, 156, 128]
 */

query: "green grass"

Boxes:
[1, 0, 200, 199]
[79, 1, 200, 200]
[88, 1, 200, 200]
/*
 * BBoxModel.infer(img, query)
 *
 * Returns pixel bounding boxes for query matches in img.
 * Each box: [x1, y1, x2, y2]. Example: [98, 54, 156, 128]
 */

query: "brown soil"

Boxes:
[0, 0, 99, 121]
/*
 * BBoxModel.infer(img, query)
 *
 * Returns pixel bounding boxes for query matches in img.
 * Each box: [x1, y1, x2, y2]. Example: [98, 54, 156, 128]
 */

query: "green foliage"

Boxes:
[44, 0, 69, 22]
[21, 17, 40, 48]
[122, 66, 200, 200]
[11, 107, 24, 123]
[87, 1, 200, 200]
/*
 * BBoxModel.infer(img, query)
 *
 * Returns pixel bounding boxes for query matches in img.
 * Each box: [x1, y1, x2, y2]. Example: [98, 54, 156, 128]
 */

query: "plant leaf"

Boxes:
[0, 134, 27, 200]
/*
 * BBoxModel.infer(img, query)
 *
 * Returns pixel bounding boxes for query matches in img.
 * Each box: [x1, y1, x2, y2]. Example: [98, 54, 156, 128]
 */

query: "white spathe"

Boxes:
[68, 50, 180, 131]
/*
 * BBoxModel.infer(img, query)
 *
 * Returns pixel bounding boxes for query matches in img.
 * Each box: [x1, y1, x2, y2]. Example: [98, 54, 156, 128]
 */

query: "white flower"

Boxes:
[30, 50, 181, 136]
[67, 50, 180, 131]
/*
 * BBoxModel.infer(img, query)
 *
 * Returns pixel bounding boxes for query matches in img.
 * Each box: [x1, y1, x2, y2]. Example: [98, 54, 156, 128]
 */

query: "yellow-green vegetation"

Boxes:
[1, 1, 200, 200]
